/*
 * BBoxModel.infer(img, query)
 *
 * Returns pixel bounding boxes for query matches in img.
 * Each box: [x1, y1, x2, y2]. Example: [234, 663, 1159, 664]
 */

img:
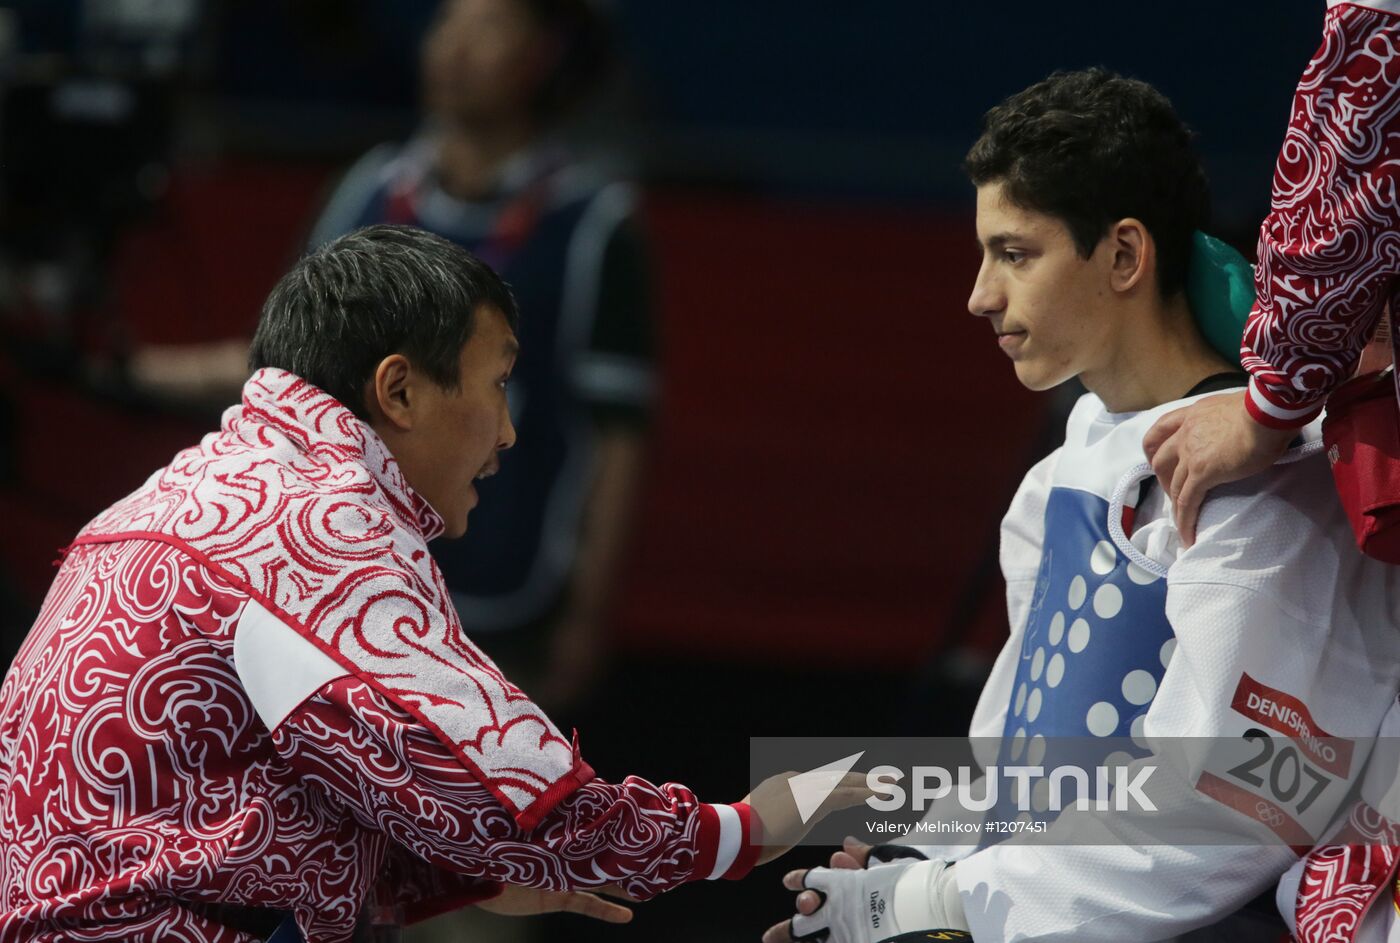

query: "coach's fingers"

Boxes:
[594, 882, 637, 902]
[1175, 476, 1206, 547]
[1148, 433, 1182, 499]
[1143, 408, 1187, 462]
[783, 869, 810, 892]
[824, 777, 878, 811]
[796, 890, 822, 915]
[1169, 451, 1191, 504]
[558, 891, 633, 923]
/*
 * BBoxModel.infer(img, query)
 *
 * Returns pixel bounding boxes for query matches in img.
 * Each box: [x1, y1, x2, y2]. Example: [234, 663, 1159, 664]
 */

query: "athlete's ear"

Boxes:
[1107, 218, 1152, 294]
[365, 354, 415, 431]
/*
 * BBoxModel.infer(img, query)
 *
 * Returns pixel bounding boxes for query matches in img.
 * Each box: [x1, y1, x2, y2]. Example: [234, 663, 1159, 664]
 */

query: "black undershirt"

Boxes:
[1183, 371, 1249, 398]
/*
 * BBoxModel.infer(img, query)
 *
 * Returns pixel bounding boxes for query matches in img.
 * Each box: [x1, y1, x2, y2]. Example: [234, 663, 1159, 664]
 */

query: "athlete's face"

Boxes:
[422, 0, 550, 125]
[383, 306, 518, 540]
[968, 182, 1116, 392]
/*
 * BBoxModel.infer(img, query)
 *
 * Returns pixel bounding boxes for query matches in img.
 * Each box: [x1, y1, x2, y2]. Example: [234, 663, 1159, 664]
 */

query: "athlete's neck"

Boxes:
[1080, 290, 1234, 414]
[434, 119, 537, 201]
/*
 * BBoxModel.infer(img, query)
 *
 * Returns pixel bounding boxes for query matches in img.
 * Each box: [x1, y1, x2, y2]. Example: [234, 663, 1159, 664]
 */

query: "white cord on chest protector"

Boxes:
[1107, 439, 1325, 579]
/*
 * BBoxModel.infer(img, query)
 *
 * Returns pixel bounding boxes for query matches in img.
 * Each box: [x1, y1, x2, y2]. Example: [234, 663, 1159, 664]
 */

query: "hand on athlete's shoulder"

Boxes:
[1142, 391, 1296, 546]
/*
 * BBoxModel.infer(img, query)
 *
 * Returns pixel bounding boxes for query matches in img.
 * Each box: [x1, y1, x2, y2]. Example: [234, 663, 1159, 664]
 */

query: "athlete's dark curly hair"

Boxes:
[965, 68, 1210, 298]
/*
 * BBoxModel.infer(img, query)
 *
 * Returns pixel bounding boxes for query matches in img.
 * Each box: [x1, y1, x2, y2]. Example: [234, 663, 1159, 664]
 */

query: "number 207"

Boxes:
[1225, 728, 1330, 815]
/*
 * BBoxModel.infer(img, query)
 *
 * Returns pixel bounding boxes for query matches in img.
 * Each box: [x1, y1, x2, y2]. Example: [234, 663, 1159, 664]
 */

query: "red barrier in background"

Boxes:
[0, 165, 1044, 668]
[615, 194, 1042, 665]
[110, 161, 333, 344]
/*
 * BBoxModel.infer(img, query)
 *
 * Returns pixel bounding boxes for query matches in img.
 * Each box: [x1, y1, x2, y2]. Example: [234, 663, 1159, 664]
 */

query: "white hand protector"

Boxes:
[789, 859, 970, 942]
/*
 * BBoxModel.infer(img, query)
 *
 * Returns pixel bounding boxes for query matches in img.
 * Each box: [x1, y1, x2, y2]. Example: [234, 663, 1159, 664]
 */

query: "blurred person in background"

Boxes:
[312, 0, 655, 713]
[132, 0, 654, 713]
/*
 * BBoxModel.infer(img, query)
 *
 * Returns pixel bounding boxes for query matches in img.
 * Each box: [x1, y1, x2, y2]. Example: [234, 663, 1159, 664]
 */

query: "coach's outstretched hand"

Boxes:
[1142, 391, 1293, 546]
[743, 772, 874, 866]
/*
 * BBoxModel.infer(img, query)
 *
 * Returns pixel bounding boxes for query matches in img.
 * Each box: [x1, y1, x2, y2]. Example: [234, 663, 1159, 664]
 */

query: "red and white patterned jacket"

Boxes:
[1245, 5, 1400, 940]
[0, 369, 756, 943]
[1242, 0, 1400, 428]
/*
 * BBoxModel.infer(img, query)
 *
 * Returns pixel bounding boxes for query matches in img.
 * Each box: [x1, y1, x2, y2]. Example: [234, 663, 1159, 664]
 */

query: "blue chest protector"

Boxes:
[1001, 486, 1172, 747]
[982, 396, 1189, 831]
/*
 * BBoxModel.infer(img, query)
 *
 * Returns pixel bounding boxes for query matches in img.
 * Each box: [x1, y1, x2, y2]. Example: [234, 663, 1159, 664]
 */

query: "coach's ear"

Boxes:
[365, 354, 416, 431]
[1107, 218, 1152, 295]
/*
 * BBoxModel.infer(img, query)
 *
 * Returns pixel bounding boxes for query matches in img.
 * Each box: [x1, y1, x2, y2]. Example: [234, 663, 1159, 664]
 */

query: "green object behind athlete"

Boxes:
[1187, 230, 1253, 369]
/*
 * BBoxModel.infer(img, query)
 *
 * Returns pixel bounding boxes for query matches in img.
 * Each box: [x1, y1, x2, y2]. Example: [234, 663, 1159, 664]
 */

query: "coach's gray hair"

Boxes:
[250, 224, 519, 420]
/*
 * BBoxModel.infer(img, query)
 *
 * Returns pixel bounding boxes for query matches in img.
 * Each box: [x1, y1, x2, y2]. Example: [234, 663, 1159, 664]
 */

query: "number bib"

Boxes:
[1196, 674, 1356, 848]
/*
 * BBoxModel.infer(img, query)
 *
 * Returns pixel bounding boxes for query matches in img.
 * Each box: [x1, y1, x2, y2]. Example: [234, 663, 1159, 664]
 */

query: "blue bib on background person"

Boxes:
[311, 139, 655, 633]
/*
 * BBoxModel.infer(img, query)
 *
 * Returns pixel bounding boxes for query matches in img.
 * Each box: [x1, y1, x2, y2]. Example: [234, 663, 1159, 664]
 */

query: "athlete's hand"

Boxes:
[775, 836, 874, 919]
[762, 867, 831, 943]
[762, 859, 966, 943]
[1142, 391, 1294, 546]
[766, 835, 909, 927]
[477, 884, 633, 923]
[743, 773, 875, 866]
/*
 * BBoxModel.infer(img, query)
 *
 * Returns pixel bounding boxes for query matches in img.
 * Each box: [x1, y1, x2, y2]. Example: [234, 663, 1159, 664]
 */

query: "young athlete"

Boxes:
[765, 68, 1400, 943]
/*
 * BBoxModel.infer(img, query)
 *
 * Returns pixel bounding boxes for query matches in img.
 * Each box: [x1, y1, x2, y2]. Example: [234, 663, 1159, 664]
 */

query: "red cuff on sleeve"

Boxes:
[1244, 376, 1325, 430]
[691, 803, 722, 880]
[691, 802, 763, 882]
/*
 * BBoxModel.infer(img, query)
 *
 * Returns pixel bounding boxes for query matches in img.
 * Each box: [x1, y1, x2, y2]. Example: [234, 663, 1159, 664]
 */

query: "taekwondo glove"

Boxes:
[789, 859, 971, 942]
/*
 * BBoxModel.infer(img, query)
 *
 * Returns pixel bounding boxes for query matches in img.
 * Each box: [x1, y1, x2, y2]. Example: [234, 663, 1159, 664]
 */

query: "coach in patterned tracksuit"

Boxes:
[1142, 5, 1400, 940]
[0, 226, 777, 942]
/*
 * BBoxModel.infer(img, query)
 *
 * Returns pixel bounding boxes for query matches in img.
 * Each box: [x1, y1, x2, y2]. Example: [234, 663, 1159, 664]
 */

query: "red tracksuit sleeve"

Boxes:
[1241, 2, 1400, 428]
[272, 676, 759, 902]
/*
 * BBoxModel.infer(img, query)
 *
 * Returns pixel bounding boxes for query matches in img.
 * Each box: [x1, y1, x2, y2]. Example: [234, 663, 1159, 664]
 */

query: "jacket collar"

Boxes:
[239, 368, 446, 541]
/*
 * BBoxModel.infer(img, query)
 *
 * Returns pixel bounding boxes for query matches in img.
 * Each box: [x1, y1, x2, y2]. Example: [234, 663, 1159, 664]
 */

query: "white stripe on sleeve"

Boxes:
[707, 804, 742, 879]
